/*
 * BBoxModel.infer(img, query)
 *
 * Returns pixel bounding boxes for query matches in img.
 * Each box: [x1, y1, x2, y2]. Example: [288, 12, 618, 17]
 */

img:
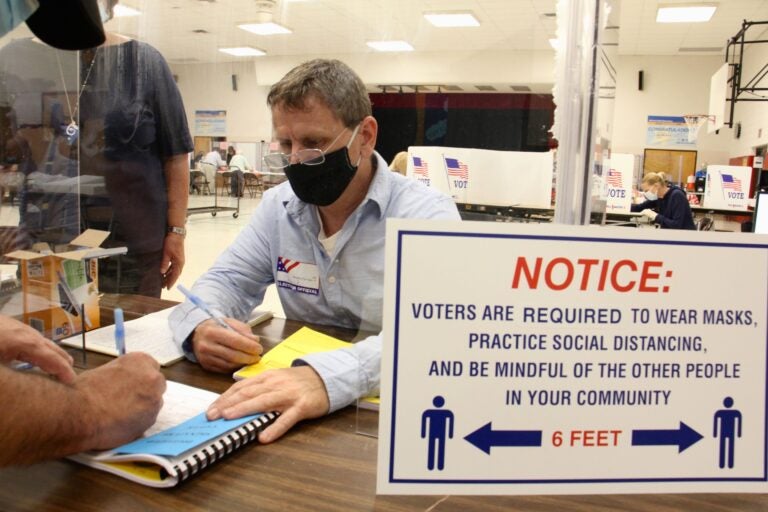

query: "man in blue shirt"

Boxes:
[169, 59, 459, 443]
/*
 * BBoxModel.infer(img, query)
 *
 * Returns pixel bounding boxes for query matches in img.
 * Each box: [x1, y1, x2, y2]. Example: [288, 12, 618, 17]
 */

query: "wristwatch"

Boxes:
[167, 226, 187, 237]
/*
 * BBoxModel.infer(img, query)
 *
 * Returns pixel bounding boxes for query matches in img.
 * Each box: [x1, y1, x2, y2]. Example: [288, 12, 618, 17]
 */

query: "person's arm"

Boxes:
[655, 191, 693, 229]
[0, 352, 165, 467]
[216, 153, 227, 171]
[161, 153, 189, 290]
[630, 199, 655, 213]
[168, 190, 277, 367]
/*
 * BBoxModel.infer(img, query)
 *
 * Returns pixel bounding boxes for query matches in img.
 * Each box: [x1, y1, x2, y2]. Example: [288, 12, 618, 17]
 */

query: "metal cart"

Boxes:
[186, 162, 240, 219]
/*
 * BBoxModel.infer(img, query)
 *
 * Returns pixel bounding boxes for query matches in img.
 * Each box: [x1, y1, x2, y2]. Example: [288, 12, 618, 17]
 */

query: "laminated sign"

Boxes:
[377, 220, 768, 495]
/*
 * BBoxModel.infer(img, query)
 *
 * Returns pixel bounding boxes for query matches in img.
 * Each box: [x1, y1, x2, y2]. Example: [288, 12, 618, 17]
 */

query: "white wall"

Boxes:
[172, 61, 272, 143]
[611, 55, 731, 168]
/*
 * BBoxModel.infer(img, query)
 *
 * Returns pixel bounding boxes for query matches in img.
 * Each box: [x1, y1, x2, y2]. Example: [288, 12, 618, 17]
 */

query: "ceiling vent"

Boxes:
[254, 0, 277, 23]
[511, 85, 532, 92]
[475, 85, 497, 91]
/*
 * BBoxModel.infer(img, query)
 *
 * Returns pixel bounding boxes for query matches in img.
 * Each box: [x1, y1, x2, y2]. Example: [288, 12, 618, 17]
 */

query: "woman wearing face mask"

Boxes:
[631, 172, 695, 230]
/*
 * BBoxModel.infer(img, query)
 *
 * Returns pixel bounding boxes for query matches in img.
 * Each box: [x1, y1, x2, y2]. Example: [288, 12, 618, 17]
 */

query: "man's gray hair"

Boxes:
[267, 59, 372, 128]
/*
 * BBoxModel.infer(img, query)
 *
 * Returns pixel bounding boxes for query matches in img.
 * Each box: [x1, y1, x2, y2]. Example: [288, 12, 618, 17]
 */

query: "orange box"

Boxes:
[5, 230, 119, 340]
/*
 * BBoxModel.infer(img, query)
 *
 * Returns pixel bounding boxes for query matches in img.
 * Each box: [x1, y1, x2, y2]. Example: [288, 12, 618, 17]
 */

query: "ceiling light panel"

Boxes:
[366, 41, 414, 52]
[238, 22, 292, 35]
[424, 12, 480, 27]
[113, 4, 141, 17]
[656, 5, 717, 23]
[218, 47, 266, 56]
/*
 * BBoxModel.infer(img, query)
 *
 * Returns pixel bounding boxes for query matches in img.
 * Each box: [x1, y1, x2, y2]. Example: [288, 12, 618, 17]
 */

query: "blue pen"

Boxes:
[177, 284, 234, 331]
[114, 307, 126, 356]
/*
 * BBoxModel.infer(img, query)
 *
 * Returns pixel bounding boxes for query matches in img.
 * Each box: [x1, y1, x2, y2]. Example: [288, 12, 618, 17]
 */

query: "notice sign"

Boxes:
[377, 220, 768, 495]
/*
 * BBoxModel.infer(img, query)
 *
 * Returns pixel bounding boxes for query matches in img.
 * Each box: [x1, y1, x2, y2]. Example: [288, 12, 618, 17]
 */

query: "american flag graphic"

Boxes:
[606, 169, 623, 187]
[412, 156, 429, 177]
[276, 257, 300, 273]
[721, 173, 742, 192]
[445, 157, 469, 180]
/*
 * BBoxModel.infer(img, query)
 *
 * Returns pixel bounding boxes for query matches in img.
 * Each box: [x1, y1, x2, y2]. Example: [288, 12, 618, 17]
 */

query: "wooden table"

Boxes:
[1, 295, 766, 511]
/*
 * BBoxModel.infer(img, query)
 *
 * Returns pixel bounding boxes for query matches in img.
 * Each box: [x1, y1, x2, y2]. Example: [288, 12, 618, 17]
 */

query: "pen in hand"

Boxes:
[114, 307, 126, 356]
[177, 284, 235, 331]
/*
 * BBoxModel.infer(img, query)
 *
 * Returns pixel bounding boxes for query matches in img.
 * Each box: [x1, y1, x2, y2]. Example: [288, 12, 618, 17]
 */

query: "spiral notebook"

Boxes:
[68, 381, 278, 488]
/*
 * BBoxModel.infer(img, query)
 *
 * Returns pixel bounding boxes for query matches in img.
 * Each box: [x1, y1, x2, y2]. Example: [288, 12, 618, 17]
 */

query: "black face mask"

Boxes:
[284, 145, 359, 206]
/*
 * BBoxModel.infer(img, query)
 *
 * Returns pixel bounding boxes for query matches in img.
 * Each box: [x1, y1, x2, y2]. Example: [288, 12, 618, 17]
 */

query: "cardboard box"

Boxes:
[5, 230, 120, 340]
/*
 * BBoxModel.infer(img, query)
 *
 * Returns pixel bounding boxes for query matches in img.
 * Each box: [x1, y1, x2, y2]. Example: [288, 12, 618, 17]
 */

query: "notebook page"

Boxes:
[60, 308, 184, 366]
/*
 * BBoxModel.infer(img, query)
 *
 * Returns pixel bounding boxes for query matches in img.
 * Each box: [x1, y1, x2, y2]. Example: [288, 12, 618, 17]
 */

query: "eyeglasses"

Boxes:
[262, 123, 361, 171]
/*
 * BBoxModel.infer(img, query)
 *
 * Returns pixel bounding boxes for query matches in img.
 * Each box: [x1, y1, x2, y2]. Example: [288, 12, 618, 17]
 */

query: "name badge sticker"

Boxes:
[276, 256, 319, 295]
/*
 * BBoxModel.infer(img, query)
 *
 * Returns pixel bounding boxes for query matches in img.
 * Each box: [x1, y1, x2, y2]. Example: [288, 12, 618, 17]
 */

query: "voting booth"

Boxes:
[602, 153, 636, 213]
[703, 165, 752, 211]
[406, 147, 553, 208]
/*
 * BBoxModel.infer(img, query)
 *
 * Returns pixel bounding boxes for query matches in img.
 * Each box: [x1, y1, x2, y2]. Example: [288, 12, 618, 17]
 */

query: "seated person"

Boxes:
[169, 59, 460, 443]
[0, 315, 165, 466]
[631, 172, 695, 230]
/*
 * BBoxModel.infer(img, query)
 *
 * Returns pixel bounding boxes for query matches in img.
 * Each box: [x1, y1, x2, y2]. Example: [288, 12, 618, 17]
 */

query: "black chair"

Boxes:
[219, 171, 233, 196]
[244, 172, 263, 198]
[697, 216, 714, 231]
[190, 170, 211, 195]
[228, 166, 244, 197]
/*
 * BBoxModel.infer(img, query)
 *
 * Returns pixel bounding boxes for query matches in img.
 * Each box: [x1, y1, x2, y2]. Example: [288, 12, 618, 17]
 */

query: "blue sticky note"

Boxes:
[116, 412, 263, 457]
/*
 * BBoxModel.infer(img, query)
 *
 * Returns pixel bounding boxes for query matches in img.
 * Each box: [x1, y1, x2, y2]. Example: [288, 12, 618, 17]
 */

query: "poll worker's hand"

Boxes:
[161, 233, 185, 290]
[641, 209, 658, 221]
[192, 318, 262, 373]
[75, 352, 166, 451]
[207, 365, 330, 443]
[0, 315, 75, 384]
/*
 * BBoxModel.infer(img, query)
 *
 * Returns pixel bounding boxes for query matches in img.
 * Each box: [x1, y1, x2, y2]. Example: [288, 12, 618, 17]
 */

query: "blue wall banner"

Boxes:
[646, 115, 693, 147]
[194, 110, 227, 137]
[377, 220, 768, 495]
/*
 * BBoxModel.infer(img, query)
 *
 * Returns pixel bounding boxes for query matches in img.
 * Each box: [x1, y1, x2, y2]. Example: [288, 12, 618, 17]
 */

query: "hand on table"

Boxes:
[0, 315, 75, 384]
[207, 365, 330, 443]
[75, 352, 166, 451]
[192, 318, 262, 373]
[641, 209, 658, 221]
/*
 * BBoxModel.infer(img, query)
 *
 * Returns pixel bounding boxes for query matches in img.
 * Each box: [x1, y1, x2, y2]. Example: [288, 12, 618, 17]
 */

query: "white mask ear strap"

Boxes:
[346, 123, 362, 149]
[347, 122, 363, 166]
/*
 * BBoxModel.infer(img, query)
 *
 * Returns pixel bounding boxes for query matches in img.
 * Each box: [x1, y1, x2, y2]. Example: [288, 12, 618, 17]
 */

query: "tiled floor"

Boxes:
[0, 191, 285, 318]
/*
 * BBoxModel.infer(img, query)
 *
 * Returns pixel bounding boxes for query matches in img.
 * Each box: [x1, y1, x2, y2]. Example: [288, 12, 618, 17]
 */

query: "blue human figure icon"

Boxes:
[421, 395, 454, 471]
[713, 396, 742, 469]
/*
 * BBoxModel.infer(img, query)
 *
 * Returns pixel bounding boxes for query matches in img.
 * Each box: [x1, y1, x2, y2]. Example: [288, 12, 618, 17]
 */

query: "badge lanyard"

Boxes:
[55, 48, 98, 145]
